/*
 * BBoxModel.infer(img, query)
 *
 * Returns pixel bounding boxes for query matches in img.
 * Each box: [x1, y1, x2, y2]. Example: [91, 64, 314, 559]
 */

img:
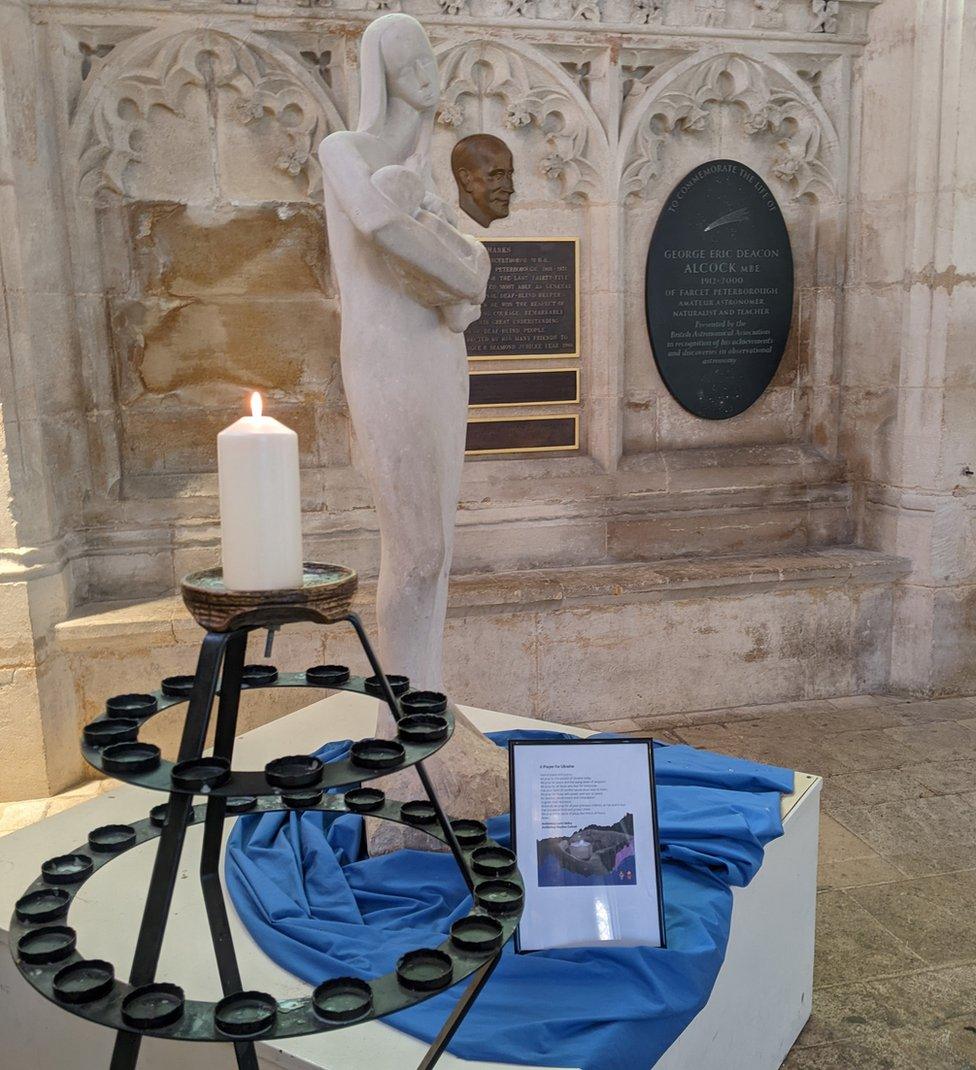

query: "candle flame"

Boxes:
[250, 392, 263, 419]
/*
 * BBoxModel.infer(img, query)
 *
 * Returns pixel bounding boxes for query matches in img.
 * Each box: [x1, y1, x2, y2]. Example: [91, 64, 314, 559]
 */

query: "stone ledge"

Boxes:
[55, 547, 910, 649]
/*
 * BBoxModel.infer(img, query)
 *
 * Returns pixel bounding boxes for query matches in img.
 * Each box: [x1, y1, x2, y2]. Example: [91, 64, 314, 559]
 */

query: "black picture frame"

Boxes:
[507, 737, 667, 954]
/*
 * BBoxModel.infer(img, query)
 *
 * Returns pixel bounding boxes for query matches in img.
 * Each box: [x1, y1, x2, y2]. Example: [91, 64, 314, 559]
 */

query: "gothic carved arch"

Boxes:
[618, 50, 840, 203]
[69, 27, 345, 199]
[432, 37, 611, 202]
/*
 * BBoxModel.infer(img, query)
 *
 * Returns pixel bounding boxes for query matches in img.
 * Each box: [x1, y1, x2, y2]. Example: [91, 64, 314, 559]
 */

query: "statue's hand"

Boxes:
[421, 190, 458, 227]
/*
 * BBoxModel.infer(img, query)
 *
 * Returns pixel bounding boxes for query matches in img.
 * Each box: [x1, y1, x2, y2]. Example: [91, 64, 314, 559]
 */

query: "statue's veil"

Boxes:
[356, 13, 435, 184]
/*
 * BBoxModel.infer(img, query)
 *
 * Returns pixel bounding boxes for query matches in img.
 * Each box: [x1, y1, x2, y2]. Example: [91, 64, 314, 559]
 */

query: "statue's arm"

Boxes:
[320, 135, 488, 304]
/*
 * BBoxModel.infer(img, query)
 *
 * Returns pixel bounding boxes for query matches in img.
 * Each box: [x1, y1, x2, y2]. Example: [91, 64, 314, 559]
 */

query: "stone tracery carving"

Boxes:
[76, 29, 338, 198]
[437, 42, 606, 201]
[79, 41, 114, 81]
[810, 0, 840, 32]
[632, 0, 666, 23]
[695, 0, 726, 26]
[752, 0, 784, 29]
[621, 53, 835, 203]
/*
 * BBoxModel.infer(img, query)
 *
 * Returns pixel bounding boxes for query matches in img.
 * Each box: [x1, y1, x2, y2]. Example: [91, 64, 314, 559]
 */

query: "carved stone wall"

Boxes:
[27, 5, 873, 600]
[0, 0, 888, 796]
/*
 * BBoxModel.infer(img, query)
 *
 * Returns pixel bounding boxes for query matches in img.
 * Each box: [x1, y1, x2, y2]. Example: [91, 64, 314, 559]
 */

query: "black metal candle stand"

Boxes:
[8, 568, 523, 1070]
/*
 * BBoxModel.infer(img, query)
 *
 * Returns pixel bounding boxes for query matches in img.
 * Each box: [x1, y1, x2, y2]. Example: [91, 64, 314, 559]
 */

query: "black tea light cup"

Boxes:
[83, 719, 139, 748]
[343, 788, 385, 813]
[282, 788, 324, 809]
[241, 665, 278, 687]
[17, 925, 77, 965]
[305, 664, 351, 687]
[400, 690, 448, 715]
[475, 880, 524, 916]
[214, 991, 277, 1038]
[87, 824, 137, 854]
[311, 977, 373, 1023]
[226, 795, 258, 814]
[15, 887, 71, 924]
[450, 915, 504, 954]
[399, 800, 438, 826]
[265, 755, 324, 789]
[397, 714, 449, 745]
[350, 739, 406, 771]
[52, 959, 115, 1004]
[121, 982, 186, 1030]
[470, 845, 517, 878]
[171, 757, 231, 791]
[161, 675, 196, 698]
[100, 742, 161, 775]
[396, 949, 454, 992]
[363, 674, 410, 697]
[450, 819, 487, 848]
[41, 853, 94, 885]
[105, 693, 158, 719]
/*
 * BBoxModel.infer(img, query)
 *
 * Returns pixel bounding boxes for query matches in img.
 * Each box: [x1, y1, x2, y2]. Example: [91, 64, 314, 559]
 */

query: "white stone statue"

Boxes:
[318, 13, 508, 850]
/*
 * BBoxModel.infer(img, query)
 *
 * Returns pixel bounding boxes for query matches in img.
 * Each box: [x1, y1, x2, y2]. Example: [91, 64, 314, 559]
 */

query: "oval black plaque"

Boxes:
[646, 160, 794, 420]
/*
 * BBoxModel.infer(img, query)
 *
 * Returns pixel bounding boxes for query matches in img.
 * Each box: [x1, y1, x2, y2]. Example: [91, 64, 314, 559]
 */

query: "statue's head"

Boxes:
[360, 14, 439, 121]
[451, 134, 515, 228]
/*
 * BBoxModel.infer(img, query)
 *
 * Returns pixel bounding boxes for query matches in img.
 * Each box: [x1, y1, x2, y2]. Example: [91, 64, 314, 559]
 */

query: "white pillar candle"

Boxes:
[218, 393, 304, 591]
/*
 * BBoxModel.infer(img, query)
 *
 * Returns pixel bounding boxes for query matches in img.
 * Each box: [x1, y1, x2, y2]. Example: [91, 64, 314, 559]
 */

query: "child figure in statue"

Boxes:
[370, 164, 484, 333]
[318, 14, 508, 850]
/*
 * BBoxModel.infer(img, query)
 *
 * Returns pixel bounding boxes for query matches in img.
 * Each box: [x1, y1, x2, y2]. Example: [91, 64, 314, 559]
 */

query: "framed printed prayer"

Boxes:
[508, 738, 666, 953]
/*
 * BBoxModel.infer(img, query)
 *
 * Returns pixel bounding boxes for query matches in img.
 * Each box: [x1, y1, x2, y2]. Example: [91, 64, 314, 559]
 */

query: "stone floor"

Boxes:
[3, 692, 976, 1068]
[578, 692, 976, 1069]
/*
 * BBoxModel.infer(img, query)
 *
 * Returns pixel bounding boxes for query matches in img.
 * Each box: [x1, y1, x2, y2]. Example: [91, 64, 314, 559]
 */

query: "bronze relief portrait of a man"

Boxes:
[451, 133, 515, 228]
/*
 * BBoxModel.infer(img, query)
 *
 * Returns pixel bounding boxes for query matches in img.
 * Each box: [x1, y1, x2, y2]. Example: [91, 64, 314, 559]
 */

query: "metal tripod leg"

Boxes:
[344, 610, 496, 1067]
[199, 629, 259, 1070]
[415, 951, 504, 1070]
[342, 614, 473, 886]
[110, 631, 230, 1070]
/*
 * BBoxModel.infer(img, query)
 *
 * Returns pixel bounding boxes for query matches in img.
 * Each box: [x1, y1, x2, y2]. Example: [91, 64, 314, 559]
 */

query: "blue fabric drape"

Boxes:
[226, 731, 792, 1069]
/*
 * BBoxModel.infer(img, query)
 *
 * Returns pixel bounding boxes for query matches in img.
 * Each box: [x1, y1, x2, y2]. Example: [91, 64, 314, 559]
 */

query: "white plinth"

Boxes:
[0, 693, 820, 1070]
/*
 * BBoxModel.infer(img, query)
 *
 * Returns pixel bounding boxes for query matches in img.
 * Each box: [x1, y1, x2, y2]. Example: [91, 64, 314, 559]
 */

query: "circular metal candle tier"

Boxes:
[9, 796, 523, 1042]
[80, 671, 458, 797]
[180, 564, 358, 632]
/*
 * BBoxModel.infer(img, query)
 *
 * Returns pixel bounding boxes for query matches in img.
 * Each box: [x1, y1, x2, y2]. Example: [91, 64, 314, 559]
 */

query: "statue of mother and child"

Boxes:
[318, 14, 516, 850]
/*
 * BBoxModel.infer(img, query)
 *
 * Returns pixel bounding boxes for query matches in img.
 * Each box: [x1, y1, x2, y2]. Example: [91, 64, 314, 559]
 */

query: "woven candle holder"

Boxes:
[181, 564, 357, 632]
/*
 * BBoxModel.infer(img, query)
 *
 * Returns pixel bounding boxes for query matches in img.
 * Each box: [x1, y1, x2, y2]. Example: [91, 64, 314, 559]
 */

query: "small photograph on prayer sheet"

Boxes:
[509, 739, 666, 952]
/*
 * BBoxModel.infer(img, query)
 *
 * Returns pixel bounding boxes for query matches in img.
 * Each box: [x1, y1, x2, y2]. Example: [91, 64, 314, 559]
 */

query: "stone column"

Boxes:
[0, 0, 89, 799]
[845, 0, 976, 694]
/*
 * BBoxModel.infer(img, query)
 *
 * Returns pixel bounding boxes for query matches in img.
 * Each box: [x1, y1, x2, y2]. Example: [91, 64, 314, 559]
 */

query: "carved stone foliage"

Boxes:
[631, 0, 665, 23]
[621, 53, 835, 203]
[752, 0, 784, 29]
[810, 0, 840, 32]
[436, 42, 605, 202]
[75, 30, 336, 199]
